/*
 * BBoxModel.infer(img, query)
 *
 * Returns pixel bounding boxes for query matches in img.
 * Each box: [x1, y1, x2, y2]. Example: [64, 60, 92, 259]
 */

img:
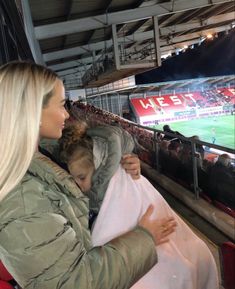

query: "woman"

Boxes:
[0, 61, 176, 289]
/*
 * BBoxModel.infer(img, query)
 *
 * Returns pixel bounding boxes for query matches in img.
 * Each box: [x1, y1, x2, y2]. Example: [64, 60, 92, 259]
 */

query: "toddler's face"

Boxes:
[68, 161, 94, 192]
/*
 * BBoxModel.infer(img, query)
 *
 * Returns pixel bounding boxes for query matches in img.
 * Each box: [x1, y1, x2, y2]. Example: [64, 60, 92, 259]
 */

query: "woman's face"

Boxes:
[40, 79, 69, 139]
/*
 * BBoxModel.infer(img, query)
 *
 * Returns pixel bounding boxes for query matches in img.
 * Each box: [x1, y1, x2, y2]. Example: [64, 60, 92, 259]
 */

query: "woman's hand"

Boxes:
[121, 154, 141, 180]
[138, 205, 177, 245]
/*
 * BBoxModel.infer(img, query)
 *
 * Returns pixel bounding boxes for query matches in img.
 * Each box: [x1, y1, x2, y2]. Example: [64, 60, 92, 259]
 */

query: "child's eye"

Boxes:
[77, 175, 85, 181]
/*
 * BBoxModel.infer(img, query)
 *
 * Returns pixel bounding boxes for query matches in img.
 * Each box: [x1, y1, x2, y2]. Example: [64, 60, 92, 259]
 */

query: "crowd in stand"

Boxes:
[200, 90, 232, 107]
[189, 89, 234, 108]
[158, 133, 235, 209]
[71, 101, 235, 212]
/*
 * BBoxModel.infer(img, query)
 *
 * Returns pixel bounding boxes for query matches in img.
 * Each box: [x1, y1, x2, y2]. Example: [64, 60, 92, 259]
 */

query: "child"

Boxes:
[59, 121, 136, 214]
[59, 122, 219, 289]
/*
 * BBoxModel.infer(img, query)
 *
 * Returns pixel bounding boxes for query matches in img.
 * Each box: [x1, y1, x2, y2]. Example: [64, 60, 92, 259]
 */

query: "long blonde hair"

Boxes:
[0, 61, 58, 201]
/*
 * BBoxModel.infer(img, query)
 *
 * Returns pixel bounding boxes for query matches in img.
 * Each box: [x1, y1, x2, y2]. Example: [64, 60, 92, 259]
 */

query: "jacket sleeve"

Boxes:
[87, 125, 135, 213]
[0, 211, 157, 289]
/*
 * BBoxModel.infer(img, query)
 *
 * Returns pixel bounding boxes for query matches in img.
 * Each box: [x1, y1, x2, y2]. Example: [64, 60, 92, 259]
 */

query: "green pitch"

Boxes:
[152, 114, 235, 149]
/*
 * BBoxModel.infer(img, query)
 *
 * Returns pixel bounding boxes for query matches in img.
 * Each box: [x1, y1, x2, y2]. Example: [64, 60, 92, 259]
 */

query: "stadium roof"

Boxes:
[85, 74, 235, 98]
[22, 0, 235, 89]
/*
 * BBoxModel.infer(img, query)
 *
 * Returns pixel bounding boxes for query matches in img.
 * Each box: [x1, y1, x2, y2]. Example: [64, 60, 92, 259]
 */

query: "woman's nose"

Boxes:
[64, 109, 70, 120]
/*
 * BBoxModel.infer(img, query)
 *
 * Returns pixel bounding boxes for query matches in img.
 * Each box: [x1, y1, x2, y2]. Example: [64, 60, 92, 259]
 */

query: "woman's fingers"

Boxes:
[139, 205, 177, 246]
[156, 218, 177, 245]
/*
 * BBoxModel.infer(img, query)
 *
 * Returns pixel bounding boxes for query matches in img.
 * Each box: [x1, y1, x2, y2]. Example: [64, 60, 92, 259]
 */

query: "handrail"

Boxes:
[130, 121, 235, 154]
[124, 120, 235, 199]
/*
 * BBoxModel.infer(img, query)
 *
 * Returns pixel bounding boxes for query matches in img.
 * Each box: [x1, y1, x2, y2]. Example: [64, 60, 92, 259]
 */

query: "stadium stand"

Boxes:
[129, 87, 235, 126]
[71, 101, 235, 217]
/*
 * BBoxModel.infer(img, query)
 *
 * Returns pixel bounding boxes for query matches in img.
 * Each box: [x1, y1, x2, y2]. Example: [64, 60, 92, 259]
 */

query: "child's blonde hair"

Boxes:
[59, 121, 94, 170]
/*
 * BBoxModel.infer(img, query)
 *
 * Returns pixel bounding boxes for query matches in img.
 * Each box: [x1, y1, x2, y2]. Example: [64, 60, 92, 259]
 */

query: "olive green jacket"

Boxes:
[0, 152, 157, 289]
[87, 125, 135, 213]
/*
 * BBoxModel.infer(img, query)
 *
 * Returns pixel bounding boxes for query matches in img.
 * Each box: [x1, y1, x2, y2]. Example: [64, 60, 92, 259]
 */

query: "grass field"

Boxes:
[152, 114, 235, 149]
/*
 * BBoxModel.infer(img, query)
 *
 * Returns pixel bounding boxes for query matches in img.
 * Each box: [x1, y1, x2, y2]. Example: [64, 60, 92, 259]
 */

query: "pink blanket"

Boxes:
[91, 166, 219, 289]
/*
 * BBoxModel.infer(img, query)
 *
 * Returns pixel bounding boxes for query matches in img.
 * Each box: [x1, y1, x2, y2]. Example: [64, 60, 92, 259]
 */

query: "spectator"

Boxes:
[208, 154, 235, 209]
[163, 124, 184, 141]
[0, 61, 176, 289]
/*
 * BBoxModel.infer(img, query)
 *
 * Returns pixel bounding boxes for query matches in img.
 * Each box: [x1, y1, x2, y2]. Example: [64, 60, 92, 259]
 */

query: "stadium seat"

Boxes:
[0, 261, 12, 281]
[214, 200, 235, 218]
[0, 261, 14, 289]
[220, 242, 235, 289]
[0, 280, 14, 289]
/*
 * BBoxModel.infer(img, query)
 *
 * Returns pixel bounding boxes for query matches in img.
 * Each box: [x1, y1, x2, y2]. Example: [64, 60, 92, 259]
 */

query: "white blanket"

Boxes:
[91, 166, 219, 289]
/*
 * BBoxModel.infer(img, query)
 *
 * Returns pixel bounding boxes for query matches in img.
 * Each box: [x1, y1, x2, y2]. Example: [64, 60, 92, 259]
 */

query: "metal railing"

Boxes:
[128, 122, 234, 199]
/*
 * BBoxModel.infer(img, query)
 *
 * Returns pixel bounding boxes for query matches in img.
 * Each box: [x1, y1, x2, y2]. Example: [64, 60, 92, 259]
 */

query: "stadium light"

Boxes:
[161, 52, 171, 59]
[206, 34, 213, 39]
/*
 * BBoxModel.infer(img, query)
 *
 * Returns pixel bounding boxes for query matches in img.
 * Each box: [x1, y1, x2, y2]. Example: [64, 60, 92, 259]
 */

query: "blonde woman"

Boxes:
[0, 61, 176, 289]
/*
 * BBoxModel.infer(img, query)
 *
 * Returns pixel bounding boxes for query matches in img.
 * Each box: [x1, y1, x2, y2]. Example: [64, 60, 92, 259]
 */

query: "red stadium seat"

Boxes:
[0, 280, 14, 289]
[0, 261, 12, 281]
[214, 200, 235, 218]
[221, 242, 235, 289]
[0, 261, 14, 289]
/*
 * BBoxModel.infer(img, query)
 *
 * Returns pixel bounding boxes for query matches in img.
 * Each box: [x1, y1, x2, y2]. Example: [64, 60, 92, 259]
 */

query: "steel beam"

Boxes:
[35, 0, 233, 40]
[44, 11, 234, 62]
[55, 27, 225, 79]
[21, 0, 44, 64]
